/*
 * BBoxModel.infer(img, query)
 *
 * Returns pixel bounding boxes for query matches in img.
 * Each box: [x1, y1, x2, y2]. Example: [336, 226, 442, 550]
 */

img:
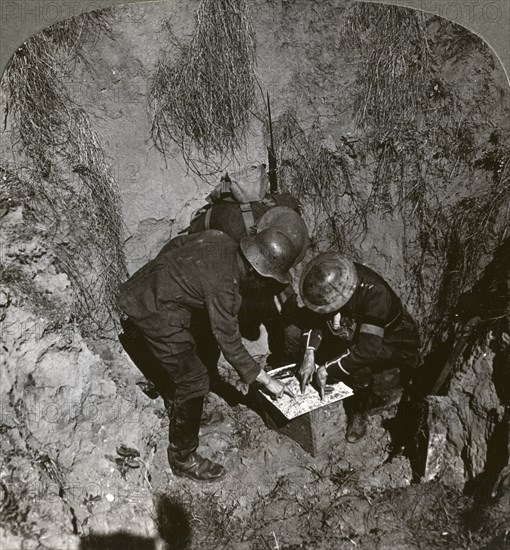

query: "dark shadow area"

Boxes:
[384, 238, 510, 480]
[155, 492, 192, 550]
[464, 408, 510, 504]
[383, 394, 429, 482]
[80, 532, 155, 550]
[381, 343, 449, 479]
[491, 340, 510, 406]
[459, 236, 510, 501]
[418, 337, 457, 395]
[456, 237, 510, 328]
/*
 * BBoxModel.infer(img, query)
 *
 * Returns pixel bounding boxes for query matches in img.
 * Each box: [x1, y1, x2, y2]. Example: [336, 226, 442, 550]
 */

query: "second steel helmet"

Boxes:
[256, 206, 309, 264]
[299, 252, 358, 314]
[240, 227, 298, 285]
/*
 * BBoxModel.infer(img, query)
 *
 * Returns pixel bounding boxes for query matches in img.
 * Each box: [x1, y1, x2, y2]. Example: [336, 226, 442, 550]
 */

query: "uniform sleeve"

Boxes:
[328, 284, 392, 375]
[205, 287, 261, 384]
[303, 329, 323, 350]
[281, 293, 324, 355]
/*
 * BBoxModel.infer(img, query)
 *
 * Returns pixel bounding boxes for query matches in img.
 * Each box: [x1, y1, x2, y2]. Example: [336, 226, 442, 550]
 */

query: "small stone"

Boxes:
[105, 493, 115, 502]
[0, 289, 10, 308]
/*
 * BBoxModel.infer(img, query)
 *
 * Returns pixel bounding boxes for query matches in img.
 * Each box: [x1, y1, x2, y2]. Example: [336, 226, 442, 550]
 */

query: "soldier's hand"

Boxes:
[264, 376, 295, 399]
[255, 370, 295, 399]
[315, 365, 328, 400]
[299, 349, 316, 394]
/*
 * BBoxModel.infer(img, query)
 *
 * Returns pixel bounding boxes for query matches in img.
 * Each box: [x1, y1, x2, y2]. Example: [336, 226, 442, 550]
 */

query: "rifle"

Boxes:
[266, 92, 278, 194]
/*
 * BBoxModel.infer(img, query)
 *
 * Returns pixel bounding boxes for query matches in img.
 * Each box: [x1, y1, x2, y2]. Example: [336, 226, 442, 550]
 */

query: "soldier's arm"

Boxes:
[205, 287, 261, 384]
[326, 285, 391, 378]
[205, 289, 294, 397]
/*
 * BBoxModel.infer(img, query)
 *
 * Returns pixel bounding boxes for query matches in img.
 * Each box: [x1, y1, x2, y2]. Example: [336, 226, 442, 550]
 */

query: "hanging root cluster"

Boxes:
[432, 156, 510, 336]
[340, 2, 510, 347]
[2, 11, 126, 335]
[149, 0, 256, 169]
[274, 111, 366, 255]
[403, 118, 510, 347]
[340, 3, 437, 213]
[342, 3, 430, 132]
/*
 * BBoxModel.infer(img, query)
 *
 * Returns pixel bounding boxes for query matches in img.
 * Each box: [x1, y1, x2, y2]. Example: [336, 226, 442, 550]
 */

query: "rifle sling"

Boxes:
[240, 203, 255, 235]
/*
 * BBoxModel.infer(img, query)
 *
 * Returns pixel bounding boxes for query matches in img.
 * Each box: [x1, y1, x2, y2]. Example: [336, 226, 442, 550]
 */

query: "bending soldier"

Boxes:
[118, 228, 298, 482]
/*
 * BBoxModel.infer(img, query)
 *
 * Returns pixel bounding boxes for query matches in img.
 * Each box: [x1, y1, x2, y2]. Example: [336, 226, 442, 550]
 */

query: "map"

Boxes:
[260, 364, 354, 419]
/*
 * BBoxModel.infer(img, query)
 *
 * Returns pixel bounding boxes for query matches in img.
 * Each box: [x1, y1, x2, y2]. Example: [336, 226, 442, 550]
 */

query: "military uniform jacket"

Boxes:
[118, 230, 260, 384]
[291, 263, 420, 373]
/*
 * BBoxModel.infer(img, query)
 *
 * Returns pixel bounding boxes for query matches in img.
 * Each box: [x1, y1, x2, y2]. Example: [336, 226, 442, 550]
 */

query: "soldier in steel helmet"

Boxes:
[190, 194, 308, 367]
[118, 227, 301, 482]
[185, 206, 309, 405]
[282, 252, 421, 442]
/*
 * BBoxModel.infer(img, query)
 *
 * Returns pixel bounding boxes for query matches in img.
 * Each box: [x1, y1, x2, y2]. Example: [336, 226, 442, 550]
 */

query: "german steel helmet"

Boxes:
[240, 227, 298, 284]
[257, 206, 309, 264]
[299, 252, 358, 314]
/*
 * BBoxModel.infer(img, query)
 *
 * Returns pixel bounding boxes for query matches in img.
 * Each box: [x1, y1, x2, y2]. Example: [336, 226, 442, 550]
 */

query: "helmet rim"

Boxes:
[240, 232, 292, 285]
[257, 206, 309, 264]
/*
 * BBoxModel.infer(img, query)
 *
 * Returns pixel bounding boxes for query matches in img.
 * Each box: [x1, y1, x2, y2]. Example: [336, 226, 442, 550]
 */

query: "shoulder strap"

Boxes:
[239, 203, 255, 234]
[204, 207, 213, 230]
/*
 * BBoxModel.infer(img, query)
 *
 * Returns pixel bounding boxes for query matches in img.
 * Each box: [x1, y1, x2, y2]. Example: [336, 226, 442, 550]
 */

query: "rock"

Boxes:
[424, 345, 505, 484]
[0, 288, 10, 308]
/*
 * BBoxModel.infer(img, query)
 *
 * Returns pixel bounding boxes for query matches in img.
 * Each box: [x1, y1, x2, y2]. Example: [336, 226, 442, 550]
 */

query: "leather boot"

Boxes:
[167, 396, 226, 482]
[164, 395, 223, 427]
[345, 389, 370, 443]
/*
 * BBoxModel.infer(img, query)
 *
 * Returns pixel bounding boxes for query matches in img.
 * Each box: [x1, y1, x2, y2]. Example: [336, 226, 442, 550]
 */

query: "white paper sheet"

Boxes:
[260, 364, 354, 419]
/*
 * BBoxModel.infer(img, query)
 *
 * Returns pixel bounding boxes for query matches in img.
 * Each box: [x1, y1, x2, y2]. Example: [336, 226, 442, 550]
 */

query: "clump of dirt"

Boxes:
[0, 204, 163, 548]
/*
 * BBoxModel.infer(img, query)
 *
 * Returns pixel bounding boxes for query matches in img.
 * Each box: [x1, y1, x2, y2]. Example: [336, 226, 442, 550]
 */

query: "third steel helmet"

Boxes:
[299, 252, 358, 314]
[256, 206, 309, 264]
[240, 227, 298, 284]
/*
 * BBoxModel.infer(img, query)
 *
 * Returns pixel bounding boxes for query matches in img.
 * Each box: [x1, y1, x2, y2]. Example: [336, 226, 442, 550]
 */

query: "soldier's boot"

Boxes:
[167, 396, 226, 482]
[345, 389, 370, 443]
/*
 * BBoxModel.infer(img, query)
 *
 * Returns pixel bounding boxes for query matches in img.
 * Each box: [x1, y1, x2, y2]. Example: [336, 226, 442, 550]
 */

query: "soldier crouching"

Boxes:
[282, 252, 421, 443]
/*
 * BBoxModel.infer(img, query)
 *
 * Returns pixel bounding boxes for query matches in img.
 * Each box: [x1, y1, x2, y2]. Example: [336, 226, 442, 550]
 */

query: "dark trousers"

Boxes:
[122, 307, 210, 406]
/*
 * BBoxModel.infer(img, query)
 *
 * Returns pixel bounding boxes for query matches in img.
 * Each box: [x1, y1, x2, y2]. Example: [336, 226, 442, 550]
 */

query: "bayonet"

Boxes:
[266, 92, 278, 194]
